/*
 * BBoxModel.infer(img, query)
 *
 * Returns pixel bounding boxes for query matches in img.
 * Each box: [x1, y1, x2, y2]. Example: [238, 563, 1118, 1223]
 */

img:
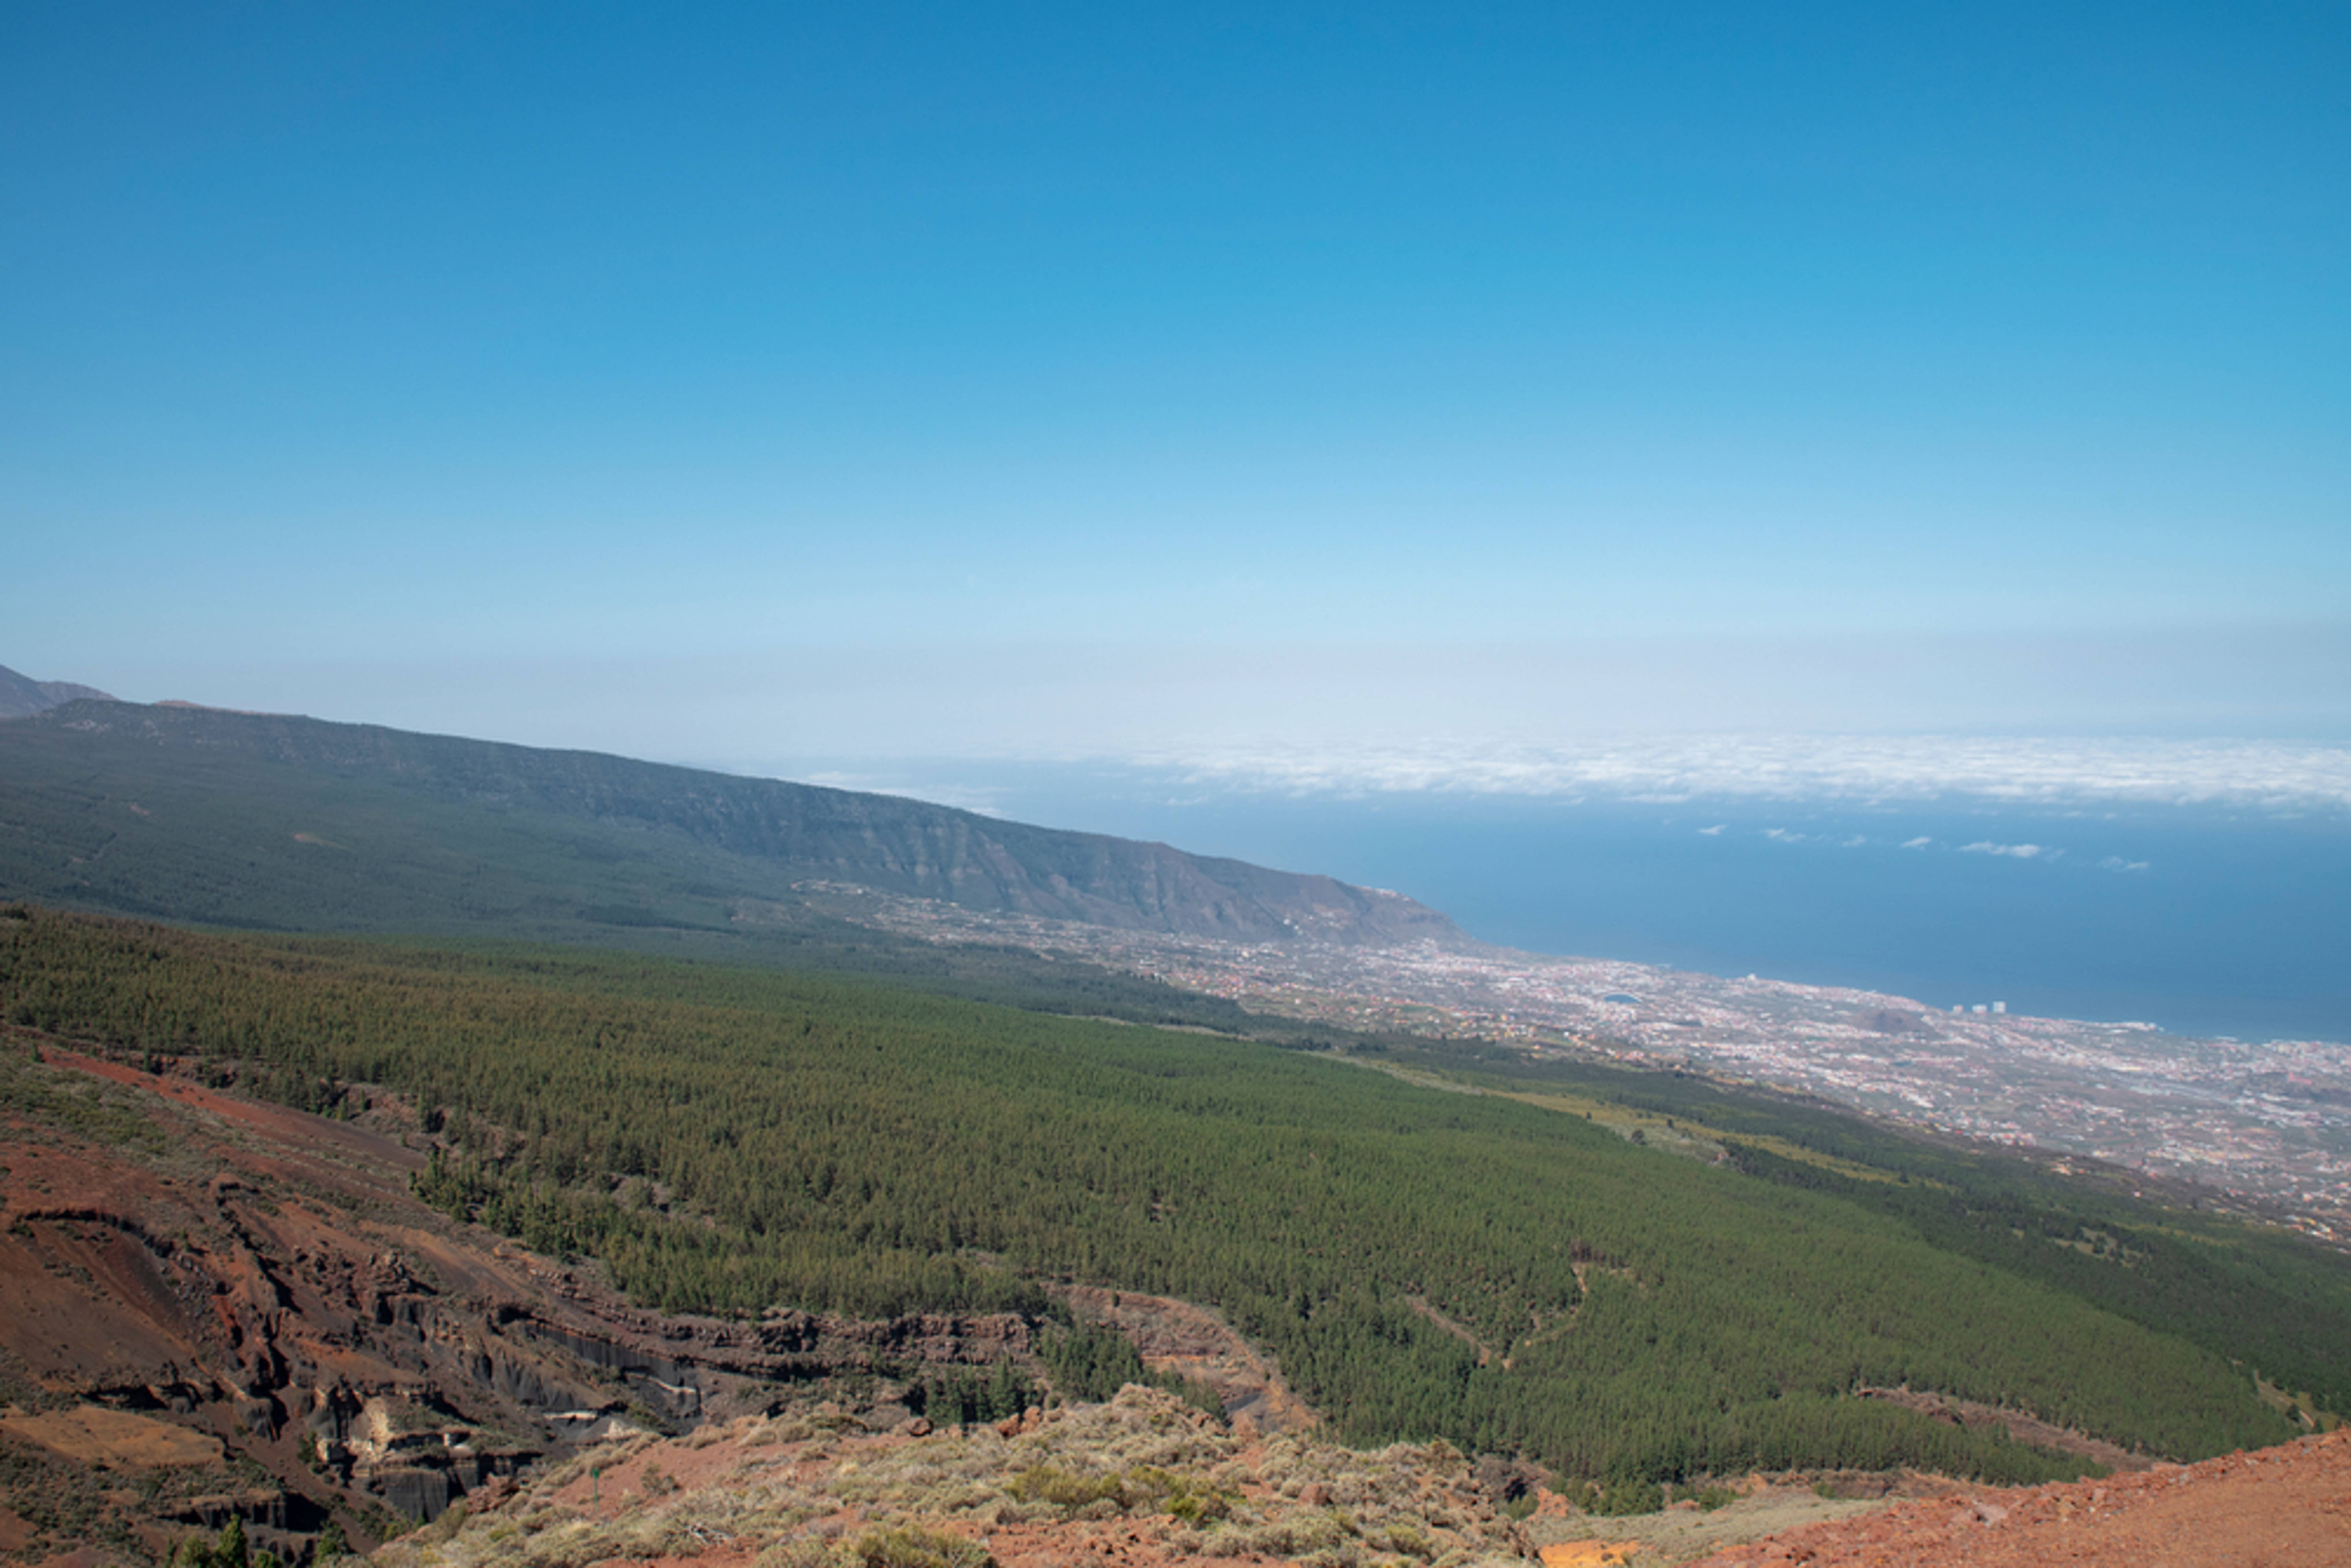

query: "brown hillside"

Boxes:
[0, 1036, 1051, 1564]
[375, 1384, 1534, 1568]
[369, 1392, 2351, 1568]
[1684, 1430, 2351, 1567]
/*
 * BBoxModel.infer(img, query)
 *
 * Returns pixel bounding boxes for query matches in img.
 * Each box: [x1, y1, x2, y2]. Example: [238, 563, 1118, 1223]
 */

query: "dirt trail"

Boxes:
[1853, 1384, 2152, 1473]
[1402, 1294, 1502, 1367]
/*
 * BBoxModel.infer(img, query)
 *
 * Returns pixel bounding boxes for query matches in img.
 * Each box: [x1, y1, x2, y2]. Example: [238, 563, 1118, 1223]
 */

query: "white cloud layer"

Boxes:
[1130, 735, 2351, 811]
[112, 623, 2351, 779]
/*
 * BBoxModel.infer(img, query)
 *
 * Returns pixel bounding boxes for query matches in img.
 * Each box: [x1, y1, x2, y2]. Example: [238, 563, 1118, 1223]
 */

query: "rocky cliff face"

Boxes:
[0, 1040, 1056, 1562]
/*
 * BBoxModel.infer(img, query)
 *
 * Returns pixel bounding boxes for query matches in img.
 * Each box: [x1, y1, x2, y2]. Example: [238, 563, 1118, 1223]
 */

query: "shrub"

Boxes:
[843, 1524, 994, 1568]
[1558, 1477, 1665, 1516]
[1007, 1462, 1127, 1515]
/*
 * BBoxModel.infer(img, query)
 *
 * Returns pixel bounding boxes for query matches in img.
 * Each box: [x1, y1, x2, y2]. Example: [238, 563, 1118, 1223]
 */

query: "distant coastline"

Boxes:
[821, 761, 2351, 1049]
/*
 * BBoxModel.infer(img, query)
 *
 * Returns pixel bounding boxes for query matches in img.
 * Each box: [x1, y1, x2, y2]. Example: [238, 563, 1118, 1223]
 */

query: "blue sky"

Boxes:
[6, 2, 2347, 774]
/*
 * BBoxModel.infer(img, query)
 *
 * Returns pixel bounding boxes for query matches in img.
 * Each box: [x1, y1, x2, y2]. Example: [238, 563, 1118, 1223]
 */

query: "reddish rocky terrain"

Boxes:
[0, 1033, 1080, 1563]
[6, 1023, 2348, 1568]
[1059, 1287, 1316, 1435]
[360, 1390, 2351, 1568]
[376, 1385, 1532, 1568]
[1681, 1429, 2351, 1567]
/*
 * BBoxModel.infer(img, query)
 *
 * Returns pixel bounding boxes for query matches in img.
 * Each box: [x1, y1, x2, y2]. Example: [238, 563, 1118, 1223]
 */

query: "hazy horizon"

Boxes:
[7, 6, 2347, 1043]
[8, 3, 2346, 777]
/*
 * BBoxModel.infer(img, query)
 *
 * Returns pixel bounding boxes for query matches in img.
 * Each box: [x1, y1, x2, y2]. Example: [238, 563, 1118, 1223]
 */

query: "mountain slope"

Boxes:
[5, 910, 2311, 1492]
[6, 906, 2345, 1562]
[0, 699, 1458, 948]
[0, 663, 114, 720]
[0, 1021, 1057, 1560]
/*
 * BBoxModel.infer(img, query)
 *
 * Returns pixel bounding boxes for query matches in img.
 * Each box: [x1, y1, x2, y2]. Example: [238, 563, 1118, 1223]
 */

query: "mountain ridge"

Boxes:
[2, 697, 1463, 949]
[0, 661, 114, 720]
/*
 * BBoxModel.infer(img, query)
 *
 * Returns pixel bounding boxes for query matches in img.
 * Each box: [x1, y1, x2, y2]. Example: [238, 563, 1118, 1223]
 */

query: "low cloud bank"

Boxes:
[1125, 735, 2351, 811]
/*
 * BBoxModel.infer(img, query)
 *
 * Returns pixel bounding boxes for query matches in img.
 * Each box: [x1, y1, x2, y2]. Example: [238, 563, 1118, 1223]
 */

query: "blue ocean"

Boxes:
[856, 762, 2351, 1046]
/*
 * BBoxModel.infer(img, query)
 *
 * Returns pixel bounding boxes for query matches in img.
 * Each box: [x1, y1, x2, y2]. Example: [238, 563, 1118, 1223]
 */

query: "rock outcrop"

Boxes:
[0, 1042, 1062, 1560]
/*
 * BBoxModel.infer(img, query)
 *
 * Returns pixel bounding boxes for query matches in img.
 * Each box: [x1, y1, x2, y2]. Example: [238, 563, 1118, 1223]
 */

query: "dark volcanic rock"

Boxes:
[0, 1048, 1070, 1546]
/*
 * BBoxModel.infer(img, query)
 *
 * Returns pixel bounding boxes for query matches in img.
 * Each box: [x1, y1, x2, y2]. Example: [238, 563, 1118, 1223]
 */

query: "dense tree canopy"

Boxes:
[4, 906, 2328, 1486]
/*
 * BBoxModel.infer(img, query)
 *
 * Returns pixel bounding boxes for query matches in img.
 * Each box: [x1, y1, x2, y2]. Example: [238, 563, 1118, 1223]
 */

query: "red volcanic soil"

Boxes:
[381, 1386, 1531, 1568]
[1063, 1285, 1317, 1433]
[1687, 1430, 2351, 1568]
[387, 1396, 2351, 1568]
[0, 1031, 1089, 1562]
